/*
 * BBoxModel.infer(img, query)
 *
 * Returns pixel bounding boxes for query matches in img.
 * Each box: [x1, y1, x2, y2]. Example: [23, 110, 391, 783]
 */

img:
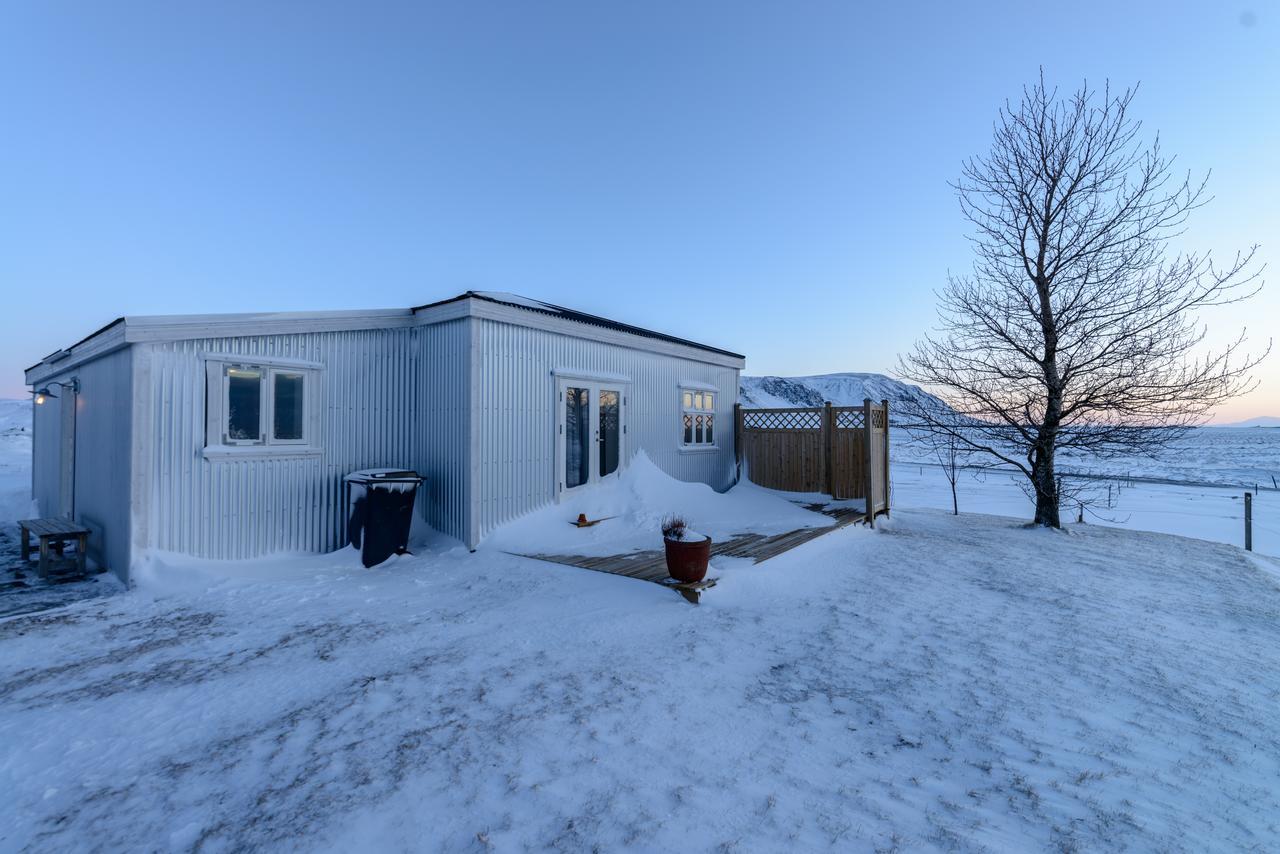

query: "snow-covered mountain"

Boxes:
[739, 373, 946, 419]
[1217, 416, 1280, 429]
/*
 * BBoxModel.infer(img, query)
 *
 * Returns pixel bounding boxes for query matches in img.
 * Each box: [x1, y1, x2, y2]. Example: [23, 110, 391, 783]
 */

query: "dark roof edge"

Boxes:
[412, 292, 745, 361]
[24, 316, 125, 375]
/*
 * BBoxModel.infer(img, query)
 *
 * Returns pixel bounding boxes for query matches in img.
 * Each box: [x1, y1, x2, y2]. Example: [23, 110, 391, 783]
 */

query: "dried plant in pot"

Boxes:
[661, 514, 711, 583]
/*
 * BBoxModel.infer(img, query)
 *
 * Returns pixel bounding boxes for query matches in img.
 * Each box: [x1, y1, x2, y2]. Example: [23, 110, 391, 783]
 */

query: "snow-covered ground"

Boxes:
[0, 399, 33, 523]
[4, 509, 1279, 850]
[895, 462, 1280, 558]
[894, 426, 1280, 493]
[4, 395, 1280, 849]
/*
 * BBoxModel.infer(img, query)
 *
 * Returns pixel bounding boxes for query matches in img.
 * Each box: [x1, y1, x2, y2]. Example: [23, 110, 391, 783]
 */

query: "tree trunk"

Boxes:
[1030, 446, 1060, 527]
[950, 474, 958, 515]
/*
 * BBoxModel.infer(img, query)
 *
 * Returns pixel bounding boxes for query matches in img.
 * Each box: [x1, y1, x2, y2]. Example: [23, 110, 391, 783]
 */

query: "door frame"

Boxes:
[554, 374, 630, 500]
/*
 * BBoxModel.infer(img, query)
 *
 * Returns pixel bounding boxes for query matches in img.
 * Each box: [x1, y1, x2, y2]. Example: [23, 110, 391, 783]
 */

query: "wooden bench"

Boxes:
[18, 518, 90, 579]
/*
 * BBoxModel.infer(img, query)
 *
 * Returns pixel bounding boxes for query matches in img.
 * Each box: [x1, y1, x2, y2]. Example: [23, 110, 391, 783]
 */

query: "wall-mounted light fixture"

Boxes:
[32, 378, 80, 405]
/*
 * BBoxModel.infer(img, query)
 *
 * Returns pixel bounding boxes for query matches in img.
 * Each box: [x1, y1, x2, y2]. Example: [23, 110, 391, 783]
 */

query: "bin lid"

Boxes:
[344, 468, 422, 484]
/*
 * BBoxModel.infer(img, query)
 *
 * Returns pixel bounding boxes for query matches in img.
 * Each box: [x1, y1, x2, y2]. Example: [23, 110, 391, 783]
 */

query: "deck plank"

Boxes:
[516, 502, 869, 601]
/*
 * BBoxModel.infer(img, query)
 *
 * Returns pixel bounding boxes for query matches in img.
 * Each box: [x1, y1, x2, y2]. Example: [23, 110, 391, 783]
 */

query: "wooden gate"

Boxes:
[735, 399, 890, 524]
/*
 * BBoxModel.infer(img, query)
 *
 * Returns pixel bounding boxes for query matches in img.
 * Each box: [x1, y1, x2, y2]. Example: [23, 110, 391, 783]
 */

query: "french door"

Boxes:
[557, 379, 626, 496]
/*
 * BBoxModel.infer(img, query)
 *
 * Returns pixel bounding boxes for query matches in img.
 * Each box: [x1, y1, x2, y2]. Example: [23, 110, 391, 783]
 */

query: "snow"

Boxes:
[485, 451, 831, 557]
[4, 396, 1280, 848]
[4, 510, 1280, 850]
[0, 399, 33, 523]
[894, 459, 1280, 557]
[740, 372, 944, 415]
[894, 425, 1280, 492]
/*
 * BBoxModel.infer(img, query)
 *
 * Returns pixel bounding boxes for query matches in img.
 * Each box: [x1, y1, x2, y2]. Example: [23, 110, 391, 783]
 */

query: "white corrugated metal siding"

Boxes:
[142, 329, 423, 559]
[29, 351, 135, 578]
[126, 306, 739, 561]
[73, 349, 134, 575]
[412, 318, 471, 543]
[471, 316, 739, 543]
[30, 381, 64, 519]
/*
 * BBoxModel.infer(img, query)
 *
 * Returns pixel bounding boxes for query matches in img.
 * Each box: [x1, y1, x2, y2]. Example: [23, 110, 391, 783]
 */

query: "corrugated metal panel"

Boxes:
[73, 348, 134, 576]
[135, 312, 738, 560]
[471, 317, 739, 543]
[413, 319, 471, 543]
[29, 351, 135, 578]
[30, 384, 63, 518]
[145, 328, 423, 560]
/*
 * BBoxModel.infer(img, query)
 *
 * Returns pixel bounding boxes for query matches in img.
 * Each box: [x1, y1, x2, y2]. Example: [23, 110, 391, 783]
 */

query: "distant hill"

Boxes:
[0, 398, 31, 435]
[739, 373, 947, 421]
[1217, 416, 1280, 429]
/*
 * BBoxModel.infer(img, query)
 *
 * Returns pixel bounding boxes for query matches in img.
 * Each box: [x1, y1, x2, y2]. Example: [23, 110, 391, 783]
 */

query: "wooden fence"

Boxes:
[734, 399, 890, 524]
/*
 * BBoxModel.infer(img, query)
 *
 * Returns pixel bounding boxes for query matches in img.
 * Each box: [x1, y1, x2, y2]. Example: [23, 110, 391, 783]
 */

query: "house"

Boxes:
[24, 292, 745, 580]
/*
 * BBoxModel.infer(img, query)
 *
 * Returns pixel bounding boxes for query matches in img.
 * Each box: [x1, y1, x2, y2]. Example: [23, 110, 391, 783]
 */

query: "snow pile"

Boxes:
[485, 450, 831, 556]
[2, 510, 1279, 850]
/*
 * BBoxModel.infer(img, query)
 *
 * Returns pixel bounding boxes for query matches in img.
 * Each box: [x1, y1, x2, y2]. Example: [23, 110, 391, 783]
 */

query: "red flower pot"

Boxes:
[664, 535, 711, 583]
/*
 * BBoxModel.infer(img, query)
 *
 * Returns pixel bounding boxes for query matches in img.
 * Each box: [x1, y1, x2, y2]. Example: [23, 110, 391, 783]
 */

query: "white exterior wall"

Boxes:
[30, 380, 66, 519]
[139, 329, 419, 560]
[412, 318, 472, 543]
[470, 316, 740, 544]
[28, 299, 743, 570]
[30, 349, 134, 578]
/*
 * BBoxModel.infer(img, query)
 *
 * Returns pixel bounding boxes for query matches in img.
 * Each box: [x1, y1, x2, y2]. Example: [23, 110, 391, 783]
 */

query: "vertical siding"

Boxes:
[145, 329, 421, 560]
[29, 351, 134, 579]
[31, 384, 63, 518]
[135, 313, 736, 560]
[472, 317, 739, 543]
[412, 319, 471, 543]
[74, 349, 134, 577]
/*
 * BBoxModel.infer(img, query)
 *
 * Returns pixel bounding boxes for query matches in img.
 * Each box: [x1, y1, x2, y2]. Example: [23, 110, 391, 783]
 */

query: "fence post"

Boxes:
[823, 401, 835, 498]
[734, 403, 743, 483]
[881, 399, 890, 517]
[863, 398, 874, 528]
[1245, 491, 1253, 552]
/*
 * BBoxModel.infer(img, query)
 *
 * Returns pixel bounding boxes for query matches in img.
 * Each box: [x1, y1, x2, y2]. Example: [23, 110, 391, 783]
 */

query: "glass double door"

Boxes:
[559, 380, 625, 493]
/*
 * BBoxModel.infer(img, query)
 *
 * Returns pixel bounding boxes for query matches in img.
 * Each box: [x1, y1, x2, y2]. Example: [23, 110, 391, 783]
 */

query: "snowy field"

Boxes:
[4, 397, 1280, 850]
[4, 510, 1280, 850]
[0, 400, 33, 523]
[892, 426, 1280, 491]
[895, 464, 1280, 559]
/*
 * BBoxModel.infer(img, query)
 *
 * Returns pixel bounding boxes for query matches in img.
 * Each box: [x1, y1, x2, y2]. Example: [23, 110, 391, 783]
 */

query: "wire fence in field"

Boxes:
[891, 460, 1280, 559]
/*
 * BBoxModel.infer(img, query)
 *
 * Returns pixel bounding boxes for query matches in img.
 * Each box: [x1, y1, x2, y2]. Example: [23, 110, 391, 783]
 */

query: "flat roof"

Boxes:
[413, 291, 744, 360]
[27, 291, 744, 381]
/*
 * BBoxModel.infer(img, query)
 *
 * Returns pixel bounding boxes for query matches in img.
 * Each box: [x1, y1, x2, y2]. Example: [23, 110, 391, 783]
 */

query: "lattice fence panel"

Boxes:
[834, 409, 865, 430]
[742, 409, 823, 430]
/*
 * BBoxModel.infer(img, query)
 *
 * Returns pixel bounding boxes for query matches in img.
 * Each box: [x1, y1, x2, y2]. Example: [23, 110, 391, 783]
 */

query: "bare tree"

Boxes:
[901, 73, 1267, 527]
[900, 401, 977, 515]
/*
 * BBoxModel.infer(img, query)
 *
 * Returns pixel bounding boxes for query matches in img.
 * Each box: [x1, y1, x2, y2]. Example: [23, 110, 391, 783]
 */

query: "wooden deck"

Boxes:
[518, 503, 867, 601]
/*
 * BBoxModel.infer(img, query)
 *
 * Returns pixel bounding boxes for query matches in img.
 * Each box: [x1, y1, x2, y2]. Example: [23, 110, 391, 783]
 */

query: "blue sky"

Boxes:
[2, 1, 1276, 419]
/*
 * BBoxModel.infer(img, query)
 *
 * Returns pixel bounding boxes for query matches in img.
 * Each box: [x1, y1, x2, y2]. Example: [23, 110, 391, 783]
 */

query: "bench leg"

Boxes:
[38, 538, 50, 579]
[77, 534, 87, 575]
[20, 528, 30, 562]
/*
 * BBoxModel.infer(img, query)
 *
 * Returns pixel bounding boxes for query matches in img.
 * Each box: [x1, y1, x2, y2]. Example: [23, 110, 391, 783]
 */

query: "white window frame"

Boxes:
[554, 375, 630, 498]
[679, 385, 718, 450]
[204, 356, 322, 459]
[267, 369, 309, 446]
